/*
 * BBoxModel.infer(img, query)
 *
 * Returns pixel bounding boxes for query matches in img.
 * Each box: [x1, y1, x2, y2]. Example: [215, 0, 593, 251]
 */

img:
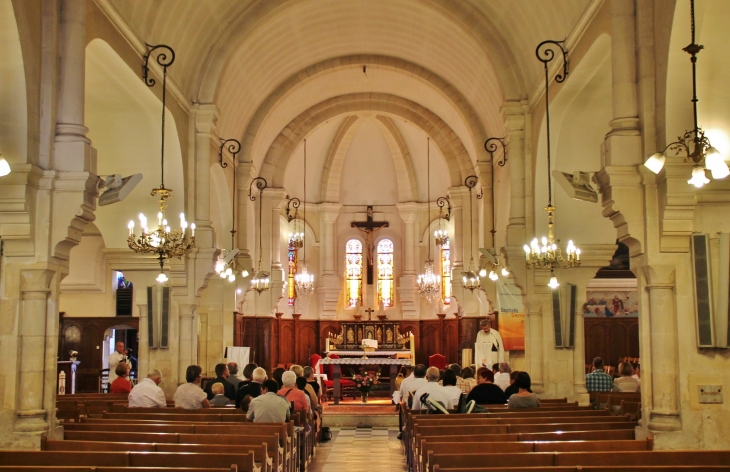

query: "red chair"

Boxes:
[309, 353, 323, 374]
[322, 354, 356, 401]
[429, 354, 447, 370]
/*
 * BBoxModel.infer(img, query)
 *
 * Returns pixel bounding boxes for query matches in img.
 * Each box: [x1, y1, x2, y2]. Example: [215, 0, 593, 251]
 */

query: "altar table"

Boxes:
[324, 350, 408, 357]
[318, 357, 412, 405]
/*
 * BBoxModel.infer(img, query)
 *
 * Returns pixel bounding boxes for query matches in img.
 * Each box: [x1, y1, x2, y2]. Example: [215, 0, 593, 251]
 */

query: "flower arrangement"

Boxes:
[69, 350, 78, 360]
[351, 367, 379, 394]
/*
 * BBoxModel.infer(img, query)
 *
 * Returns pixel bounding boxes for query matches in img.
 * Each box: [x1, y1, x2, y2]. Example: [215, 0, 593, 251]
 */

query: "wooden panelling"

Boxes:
[584, 317, 640, 368]
[233, 314, 467, 370]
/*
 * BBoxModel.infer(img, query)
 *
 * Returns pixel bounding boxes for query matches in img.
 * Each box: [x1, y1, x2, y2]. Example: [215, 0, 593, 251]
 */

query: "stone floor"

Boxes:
[308, 427, 407, 472]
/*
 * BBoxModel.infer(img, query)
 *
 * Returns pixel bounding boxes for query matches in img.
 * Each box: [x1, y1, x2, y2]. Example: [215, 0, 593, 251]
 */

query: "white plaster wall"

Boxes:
[0, 0, 26, 168]
[85, 39, 185, 249]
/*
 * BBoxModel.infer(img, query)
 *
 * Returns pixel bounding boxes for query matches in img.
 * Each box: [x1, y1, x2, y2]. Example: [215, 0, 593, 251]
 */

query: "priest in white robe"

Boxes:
[109, 341, 131, 383]
[475, 317, 504, 368]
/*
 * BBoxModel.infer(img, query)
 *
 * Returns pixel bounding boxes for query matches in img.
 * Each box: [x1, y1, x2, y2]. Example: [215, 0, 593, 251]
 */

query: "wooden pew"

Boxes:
[56, 433, 284, 472]
[422, 439, 652, 472]
[432, 467, 730, 472]
[0, 450, 257, 471]
[428, 450, 730, 472]
[103, 412, 248, 422]
[42, 439, 272, 472]
[0, 468, 237, 472]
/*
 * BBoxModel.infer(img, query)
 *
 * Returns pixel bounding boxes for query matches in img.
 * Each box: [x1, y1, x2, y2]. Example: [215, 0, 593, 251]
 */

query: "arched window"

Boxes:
[441, 237, 451, 305]
[377, 239, 394, 307]
[345, 239, 363, 307]
[287, 237, 298, 305]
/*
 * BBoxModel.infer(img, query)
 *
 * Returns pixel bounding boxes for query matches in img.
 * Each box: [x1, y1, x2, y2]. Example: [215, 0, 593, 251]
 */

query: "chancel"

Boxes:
[3, 1, 730, 467]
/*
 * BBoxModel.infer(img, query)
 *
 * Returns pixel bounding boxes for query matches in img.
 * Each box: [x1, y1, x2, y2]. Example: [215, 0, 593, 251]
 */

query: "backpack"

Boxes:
[321, 426, 332, 441]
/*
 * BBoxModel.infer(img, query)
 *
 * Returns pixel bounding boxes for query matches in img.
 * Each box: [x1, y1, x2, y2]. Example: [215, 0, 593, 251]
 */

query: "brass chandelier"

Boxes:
[418, 137, 441, 302]
[249, 177, 270, 293]
[643, 0, 729, 187]
[461, 175, 481, 292]
[480, 137, 510, 282]
[294, 139, 314, 297]
[127, 45, 195, 283]
[524, 40, 580, 289]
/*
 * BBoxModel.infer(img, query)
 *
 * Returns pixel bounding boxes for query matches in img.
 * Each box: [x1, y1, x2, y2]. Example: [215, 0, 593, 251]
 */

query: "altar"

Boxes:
[319, 357, 411, 405]
[328, 321, 408, 350]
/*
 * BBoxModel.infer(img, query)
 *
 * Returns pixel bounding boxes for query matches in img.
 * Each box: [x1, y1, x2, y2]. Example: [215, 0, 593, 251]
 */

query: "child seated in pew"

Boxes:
[507, 372, 541, 408]
[209, 382, 232, 406]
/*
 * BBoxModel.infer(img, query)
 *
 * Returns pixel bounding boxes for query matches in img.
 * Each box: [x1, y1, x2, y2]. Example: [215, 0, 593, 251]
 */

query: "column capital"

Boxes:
[193, 104, 220, 134]
[641, 264, 675, 288]
[396, 202, 418, 222]
[320, 203, 342, 222]
[20, 269, 55, 294]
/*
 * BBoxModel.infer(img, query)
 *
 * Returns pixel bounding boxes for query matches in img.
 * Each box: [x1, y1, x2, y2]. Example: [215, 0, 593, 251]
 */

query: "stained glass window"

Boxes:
[346, 239, 363, 307]
[287, 237, 298, 305]
[377, 239, 394, 307]
[441, 237, 451, 305]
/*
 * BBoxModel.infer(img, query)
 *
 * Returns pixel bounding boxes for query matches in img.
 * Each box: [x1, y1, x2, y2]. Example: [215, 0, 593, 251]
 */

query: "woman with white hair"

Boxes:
[278, 370, 309, 413]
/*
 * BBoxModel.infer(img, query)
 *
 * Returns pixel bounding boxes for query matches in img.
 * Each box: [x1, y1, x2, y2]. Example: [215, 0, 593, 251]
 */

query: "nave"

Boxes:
[308, 427, 406, 472]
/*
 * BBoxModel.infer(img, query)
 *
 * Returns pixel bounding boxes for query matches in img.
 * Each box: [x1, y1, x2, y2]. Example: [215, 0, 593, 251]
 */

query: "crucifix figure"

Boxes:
[352, 206, 389, 285]
[364, 307, 375, 321]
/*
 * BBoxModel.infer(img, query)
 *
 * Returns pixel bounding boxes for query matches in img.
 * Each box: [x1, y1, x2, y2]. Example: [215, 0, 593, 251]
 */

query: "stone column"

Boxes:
[54, 0, 92, 173]
[502, 104, 527, 244]
[268, 188, 286, 270]
[318, 203, 341, 318]
[642, 264, 681, 431]
[397, 203, 418, 318]
[198, 312, 209, 374]
[16, 269, 55, 433]
[604, 0, 642, 166]
[137, 299, 149, 378]
[193, 105, 219, 250]
[236, 162, 254, 270]
[524, 297, 544, 394]
[177, 304, 196, 384]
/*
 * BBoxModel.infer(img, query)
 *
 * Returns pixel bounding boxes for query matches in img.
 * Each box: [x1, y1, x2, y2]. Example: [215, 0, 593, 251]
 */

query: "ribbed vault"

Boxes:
[261, 93, 474, 189]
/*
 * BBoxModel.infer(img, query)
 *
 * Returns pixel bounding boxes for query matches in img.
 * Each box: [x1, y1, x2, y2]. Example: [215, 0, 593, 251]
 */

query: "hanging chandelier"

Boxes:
[127, 44, 195, 283]
[434, 196, 451, 248]
[461, 175, 481, 292]
[294, 139, 314, 297]
[479, 137, 510, 282]
[249, 177, 270, 293]
[213, 138, 250, 282]
[524, 40, 581, 289]
[418, 137, 441, 302]
[644, 0, 729, 187]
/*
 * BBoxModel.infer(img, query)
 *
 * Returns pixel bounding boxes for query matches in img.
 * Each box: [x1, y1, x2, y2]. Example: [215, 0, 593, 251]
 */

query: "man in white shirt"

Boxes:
[494, 362, 511, 391]
[399, 364, 428, 406]
[109, 342, 131, 383]
[128, 369, 166, 408]
[412, 367, 454, 410]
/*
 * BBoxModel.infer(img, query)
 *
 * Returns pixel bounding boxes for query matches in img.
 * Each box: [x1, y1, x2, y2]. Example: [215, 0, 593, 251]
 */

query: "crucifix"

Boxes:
[352, 206, 389, 285]
[364, 307, 375, 321]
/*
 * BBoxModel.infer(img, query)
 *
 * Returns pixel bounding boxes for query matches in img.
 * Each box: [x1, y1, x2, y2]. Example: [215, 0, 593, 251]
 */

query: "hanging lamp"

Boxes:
[127, 44, 195, 283]
[249, 177, 270, 293]
[294, 139, 314, 297]
[417, 137, 441, 302]
[480, 137, 510, 281]
[524, 40, 581, 289]
[461, 175, 481, 292]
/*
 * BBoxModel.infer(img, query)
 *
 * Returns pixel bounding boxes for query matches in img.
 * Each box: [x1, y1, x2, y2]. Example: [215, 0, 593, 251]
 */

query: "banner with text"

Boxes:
[496, 280, 525, 351]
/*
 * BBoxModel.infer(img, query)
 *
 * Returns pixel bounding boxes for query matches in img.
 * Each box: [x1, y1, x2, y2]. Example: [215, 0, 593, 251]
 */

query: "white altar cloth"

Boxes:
[324, 350, 409, 357]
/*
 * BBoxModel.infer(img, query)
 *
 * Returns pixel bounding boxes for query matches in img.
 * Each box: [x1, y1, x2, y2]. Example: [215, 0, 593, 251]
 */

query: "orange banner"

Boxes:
[496, 281, 525, 351]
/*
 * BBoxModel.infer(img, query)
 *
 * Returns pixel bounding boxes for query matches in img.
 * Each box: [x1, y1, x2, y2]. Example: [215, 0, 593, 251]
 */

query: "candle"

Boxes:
[128, 220, 134, 236]
[191, 223, 196, 237]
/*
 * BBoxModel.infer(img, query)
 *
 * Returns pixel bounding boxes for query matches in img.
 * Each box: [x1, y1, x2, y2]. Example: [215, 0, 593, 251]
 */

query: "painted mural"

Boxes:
[583, 290, 639, 317]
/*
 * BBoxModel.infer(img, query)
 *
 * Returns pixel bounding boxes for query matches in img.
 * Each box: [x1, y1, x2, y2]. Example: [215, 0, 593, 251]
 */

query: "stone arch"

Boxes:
[195, 1, 523, 105]
[261, 93, 474, 189]
[319, 115, 419, 203]
[236, 55, 491, 167]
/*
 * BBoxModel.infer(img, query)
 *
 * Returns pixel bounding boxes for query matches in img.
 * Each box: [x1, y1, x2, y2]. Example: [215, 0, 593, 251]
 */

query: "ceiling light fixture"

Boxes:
[213, 138, 250, 282]
[461, 175, 481, 292]
[434, 196, 451, 248]
[643, 0, 729, 187]
[482, 136, 510, 280]
[524, 40, 580, 289]
[418, 137, 441, 302]
[127, 44, 195, 283]
[294, 139, 314, 298]
[249, 177, 270, 293]
[0, 154, 10, 176]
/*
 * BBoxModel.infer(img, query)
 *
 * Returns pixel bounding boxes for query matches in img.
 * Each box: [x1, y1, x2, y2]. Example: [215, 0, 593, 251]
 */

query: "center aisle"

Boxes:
[309, 427, 407, 472]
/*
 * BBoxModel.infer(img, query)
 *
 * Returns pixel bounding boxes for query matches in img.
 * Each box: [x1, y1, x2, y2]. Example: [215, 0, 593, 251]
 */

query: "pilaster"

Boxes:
[318, 203, 341, 318]
[397, 202, 418, 318]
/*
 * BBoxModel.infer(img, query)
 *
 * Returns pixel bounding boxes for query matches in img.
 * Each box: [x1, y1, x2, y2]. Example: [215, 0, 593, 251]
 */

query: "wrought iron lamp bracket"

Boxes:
[143, 44, 175, 87]
[285, 198, 301, 222]
[484, 137, 508, 167]
[436, 196, 452, 221]
[219, 138, 241, 169]
[248, 177, 268, 201]
[536, 40, 569, 82]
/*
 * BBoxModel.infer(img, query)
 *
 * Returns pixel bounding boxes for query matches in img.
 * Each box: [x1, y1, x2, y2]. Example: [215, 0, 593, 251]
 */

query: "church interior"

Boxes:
[2, 0, 730, 460]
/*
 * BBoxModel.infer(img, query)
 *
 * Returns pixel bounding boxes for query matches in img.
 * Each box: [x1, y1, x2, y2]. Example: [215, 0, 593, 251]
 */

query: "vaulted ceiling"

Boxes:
[104, 0, 595, 170]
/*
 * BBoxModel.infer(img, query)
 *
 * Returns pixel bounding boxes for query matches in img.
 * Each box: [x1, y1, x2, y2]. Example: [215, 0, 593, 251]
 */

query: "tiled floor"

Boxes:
[308, 427, 407, 472]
